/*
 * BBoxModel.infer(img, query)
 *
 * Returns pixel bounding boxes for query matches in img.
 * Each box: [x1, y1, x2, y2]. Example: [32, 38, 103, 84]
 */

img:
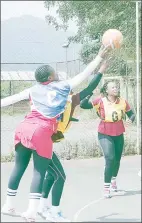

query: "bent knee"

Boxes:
[44, 172, 55, 182]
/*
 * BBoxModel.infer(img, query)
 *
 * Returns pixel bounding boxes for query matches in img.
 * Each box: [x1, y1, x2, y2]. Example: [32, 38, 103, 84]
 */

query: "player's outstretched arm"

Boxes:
[79, 60, 109, 101]
[80, 95, 93, 109]
[1, 89, 30, 107]
[67, 45, 111, 89]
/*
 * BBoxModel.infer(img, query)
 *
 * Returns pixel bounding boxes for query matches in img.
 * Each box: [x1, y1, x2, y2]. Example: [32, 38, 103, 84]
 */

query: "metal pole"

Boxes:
[126, 62, 128, 101]
[136, 1, 140, 154]
[9, 81, 12, 96]
[55, 62, 57, 73]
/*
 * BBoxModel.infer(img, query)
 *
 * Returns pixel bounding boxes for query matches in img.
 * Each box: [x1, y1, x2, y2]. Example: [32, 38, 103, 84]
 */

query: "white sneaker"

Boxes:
[45, 210, 70, 222]
[21, 211, 36, 222]
[37, 205, 50, 219]
[104, 188, 112, 198]
[1, 204, 20, 217]
[111, 181, 118, 192]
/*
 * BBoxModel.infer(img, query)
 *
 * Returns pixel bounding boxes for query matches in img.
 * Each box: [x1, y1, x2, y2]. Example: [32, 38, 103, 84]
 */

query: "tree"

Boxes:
[44, 1, 141, 74]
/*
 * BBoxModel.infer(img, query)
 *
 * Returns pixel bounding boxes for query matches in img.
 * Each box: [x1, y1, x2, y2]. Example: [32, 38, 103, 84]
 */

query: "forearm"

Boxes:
[67, 55, 103, 89]
[126, 110, 135, 122]
[1, 89, 30, 107]
[79, 72, 103, 101]
[80, 95, 93, 109]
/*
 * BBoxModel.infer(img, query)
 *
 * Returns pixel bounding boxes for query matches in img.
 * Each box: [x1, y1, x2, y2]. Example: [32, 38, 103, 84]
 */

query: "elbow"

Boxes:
[126, 110, 136, 123]
[131, 114, 136, 122]
[80, 103, 87, 109]
[80, 103, 92, 110]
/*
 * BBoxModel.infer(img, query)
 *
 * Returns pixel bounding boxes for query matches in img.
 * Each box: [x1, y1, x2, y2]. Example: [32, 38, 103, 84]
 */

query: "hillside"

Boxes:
[1, 15, 81, 71]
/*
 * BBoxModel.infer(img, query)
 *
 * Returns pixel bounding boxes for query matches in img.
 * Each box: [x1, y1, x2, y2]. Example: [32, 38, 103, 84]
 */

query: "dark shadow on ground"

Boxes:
[112, 189, 141, 197]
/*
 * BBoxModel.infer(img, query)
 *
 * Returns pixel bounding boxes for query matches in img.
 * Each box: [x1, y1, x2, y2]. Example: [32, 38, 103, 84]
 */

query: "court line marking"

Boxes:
[73, 187, 141, 222]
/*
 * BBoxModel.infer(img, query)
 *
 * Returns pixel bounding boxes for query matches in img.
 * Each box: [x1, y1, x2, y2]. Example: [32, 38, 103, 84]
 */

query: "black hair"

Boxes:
[100, 87, 104, 95]
[35, 65, 55, 83]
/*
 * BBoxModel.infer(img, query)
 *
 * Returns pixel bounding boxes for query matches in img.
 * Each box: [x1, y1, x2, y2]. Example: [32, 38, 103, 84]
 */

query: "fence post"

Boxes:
[56, 62, 58, 73]
[125, 62, 128, 101]
[78, 59, 81, 73]
[9, 81, 12, 96]
[11, 81, 14, 115]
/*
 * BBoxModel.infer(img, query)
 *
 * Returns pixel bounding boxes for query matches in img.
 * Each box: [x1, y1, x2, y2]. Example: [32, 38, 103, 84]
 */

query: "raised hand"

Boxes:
[98, 44, 113, 58]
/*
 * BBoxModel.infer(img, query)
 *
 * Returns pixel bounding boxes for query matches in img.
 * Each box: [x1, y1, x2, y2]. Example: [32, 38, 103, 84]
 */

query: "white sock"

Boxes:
[26, 193, 41, 216]
[104, 183, 111, 190]
[5, 188, 17, 208]
[50, 206, 60, 214]
[39, 197, 48, 210]
[26, 199, 40, 216]
[111, 177, 116, 183]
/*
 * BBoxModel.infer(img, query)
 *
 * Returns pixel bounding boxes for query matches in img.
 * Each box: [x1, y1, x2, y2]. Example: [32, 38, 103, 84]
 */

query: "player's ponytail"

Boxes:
[100, 81, 110, 96]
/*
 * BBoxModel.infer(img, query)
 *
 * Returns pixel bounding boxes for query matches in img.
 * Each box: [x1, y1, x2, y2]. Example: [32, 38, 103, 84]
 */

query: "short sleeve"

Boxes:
[92, 97, 102, 112]
[92, 97, 101, 106]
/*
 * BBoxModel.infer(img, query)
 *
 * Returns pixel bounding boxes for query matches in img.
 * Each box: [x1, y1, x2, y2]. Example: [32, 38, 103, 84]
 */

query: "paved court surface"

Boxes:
[1, 155, 141, 222]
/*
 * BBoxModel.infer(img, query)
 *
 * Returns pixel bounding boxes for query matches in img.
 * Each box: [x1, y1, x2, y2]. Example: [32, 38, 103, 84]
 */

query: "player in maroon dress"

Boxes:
[80, 81, 135, 198]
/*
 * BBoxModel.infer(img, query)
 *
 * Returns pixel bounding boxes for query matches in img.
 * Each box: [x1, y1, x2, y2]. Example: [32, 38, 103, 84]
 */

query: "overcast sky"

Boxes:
[1, 1, 77, 33]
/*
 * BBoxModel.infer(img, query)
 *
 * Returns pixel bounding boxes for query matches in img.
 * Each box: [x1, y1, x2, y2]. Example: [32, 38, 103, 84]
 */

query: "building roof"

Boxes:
[1, 71, 35, 81]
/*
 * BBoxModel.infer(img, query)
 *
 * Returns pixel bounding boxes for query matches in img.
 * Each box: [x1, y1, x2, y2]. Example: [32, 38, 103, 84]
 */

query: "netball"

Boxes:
[102, 29, 123, 49]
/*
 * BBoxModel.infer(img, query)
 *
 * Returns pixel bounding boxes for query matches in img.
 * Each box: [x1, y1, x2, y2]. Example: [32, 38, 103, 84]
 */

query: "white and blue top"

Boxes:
[30, 81, 71, 118]
[1, 55, 103, 119]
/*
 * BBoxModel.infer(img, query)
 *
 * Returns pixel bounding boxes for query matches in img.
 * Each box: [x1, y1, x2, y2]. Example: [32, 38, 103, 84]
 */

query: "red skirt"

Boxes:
[14, 111, 58, 159]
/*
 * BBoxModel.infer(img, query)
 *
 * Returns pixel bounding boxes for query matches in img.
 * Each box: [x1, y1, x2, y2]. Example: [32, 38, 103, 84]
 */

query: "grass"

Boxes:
[1, 142, 141, 163]
[1, 107, 29, 116]
[1, 115, 141, 162]
[1, 152, 15, 163]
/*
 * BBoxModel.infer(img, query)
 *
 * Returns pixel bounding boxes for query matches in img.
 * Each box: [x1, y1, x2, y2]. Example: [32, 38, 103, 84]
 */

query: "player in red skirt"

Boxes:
[80, 81, 135, 198]
[38, 61, 109, 222]
[1, 44, 111, 222]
